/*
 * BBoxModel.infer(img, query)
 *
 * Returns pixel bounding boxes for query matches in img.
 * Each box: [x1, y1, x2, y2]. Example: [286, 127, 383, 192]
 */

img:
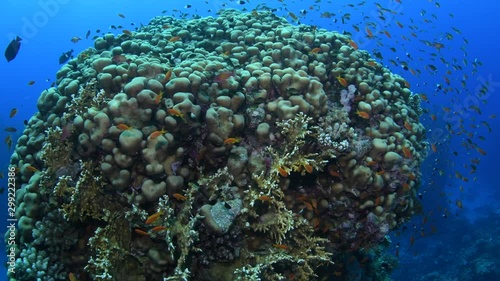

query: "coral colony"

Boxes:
[7, 10, 426, 281]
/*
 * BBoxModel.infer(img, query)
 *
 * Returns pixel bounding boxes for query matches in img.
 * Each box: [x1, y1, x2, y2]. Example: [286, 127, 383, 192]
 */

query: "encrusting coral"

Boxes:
[7, 9, 428, 281]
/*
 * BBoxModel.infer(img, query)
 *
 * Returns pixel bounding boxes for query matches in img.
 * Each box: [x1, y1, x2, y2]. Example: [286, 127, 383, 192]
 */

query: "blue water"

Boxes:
[1, 0, 499, 280]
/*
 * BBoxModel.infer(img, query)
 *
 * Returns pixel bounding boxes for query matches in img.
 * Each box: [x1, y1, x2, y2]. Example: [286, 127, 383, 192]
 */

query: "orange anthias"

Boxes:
[145, 211, 163, 224]
[348, 39, 358, 50]
[224, 137, 240, 144]
[336, 74, 348, 87]
[154, 90, 164, 105]
[356, 110, 370, 119]
[150, 128, 167, 139]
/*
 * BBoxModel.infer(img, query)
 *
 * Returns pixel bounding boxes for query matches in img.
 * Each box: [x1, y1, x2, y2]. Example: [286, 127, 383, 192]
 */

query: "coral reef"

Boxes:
[7, 9, 428, 281]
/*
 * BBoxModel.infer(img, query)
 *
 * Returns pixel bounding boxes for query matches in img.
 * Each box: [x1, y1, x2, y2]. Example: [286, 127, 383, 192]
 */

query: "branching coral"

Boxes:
[63, 78, 107, 122]
[235, 217, 332, 281]
[58, 161, 114, 222]
[85, 214, 132, 281]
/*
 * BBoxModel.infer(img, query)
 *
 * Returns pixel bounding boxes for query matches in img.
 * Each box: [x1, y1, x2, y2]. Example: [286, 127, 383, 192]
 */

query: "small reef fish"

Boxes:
[404, 121, 412, 131]
[134, 228, 149, 236]
[116, 124, 132, 130]
[309, 47, 321, 54]
[173, 193, 187, 201]
[71, 36, 82, 43]
[9, 108, 17, 118]
[25, 165, 39, 172]
[150, 128, 166, 139]
[112, 54, 130, 64]
[4, 36, 21, 62]
[59, 49, 74, 64]
[258, 195, 272, 201]
[4, 127, 17, 132]
[336, 74, 348, 87]
[348, 39, 358, 50]
[122, 29, 133, 36]
[5, 135, 12, 150]
[356, 110, 370, 119]
[164, 69, 172, 83]
[303, 164, 313, 173]
[365, 26, 373, 38]
[214, 71, 235, 83]
[28, 80, 35, 85]
[145, 211, 163, 224]
[117, 13, 125, 18]
[223, 137, 240, 144]
[278, 167, 289, 177]
[154, 90, 163, 105]
[402, 146, 412, 158]
[151, 226, 167, 232]
[167, 108, 183, 118]
[168, 36, 181, 42]
[273, 244, 289, 250]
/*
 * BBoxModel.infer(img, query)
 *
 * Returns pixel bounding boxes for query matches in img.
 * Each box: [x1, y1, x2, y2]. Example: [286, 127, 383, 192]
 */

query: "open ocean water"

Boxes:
[1, 0, 499, 280]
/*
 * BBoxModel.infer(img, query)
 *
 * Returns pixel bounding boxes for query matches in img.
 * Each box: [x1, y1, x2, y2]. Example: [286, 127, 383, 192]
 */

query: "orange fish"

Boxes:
[402, 146, 412, 158]
[168, 36, 181, 42]
[258, 195, 271, 201]
[9, 108, 17, 118]
[304, 164, 313, 173]
[167, 108, 184, 118]
[430, 114, 437, 121]
[365, 61, 377, 67]
[356, 110, 370, 119]
[443, 76, 450, 85]
[419, 94, 428, 101]
[309, 47, 321, 54]
[173, 193, 187, 201]
[25, 165, 38, 172]
[404, 80, 411, 88]
[348, 39, 358, 50]
[134, 228, 149, 236]
[224, 137, 240, 144]
[329, 169, 342, 178]
[145, 211, 163, 224]
[404, 121, 412, 131]
[336, 74, 348, 87]
[403, 182, 410, 191]
[365, 26, 373, 38]
[116, 124, 132, 130]
[154, 90, 164, 105]
[433, 42, 445, 50]
[476, 147, 487, 156]
[68, 273, 78, 281]
[288, 12, 298, 21]
[164, 69, 172, 83]
[150, 128, 167, 139]
[28, 80, 35, 85]
[456, 200, 463, 208]
[431, 143, 437, 153]
[383, 30, 391, 38]
[396, 21, 404, 28]
[151, 226, 167, 232]
[214, 71, 235, 83]
[278, 167, 289, 177]
[273, 244, 288, 250]
[122, 29, 132, 36]
[409, 236, 415, 247]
